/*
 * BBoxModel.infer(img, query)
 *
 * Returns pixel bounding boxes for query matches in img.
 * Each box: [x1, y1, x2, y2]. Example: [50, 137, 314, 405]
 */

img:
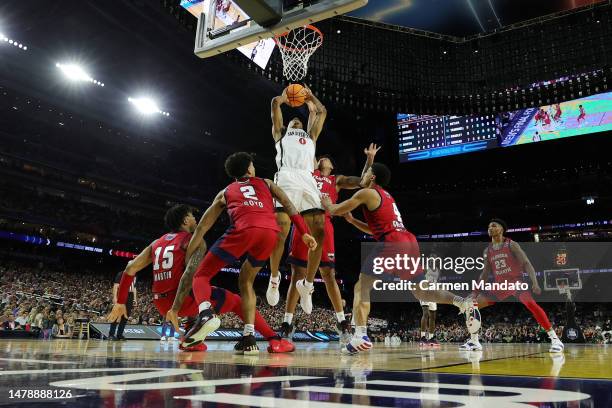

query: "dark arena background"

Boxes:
[1, 0, 611, 407]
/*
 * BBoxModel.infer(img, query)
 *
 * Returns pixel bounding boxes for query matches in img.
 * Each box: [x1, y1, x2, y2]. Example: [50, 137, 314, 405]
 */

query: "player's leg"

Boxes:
[419, 303, 429, 345]
[320, 267, 349, 340]
[266, 211, 291, 305]
[517, 291, 564, 352]
[342, 273, 374, 355]
[221, 289, 295, 353]
[280, 263, 303, 337]
[186, 250, 227, 346]
[295, 211, 325, 314]
[459, 293, 495, 350]
[237, 259, 265, 355]
[236, 227, 280, 354]
[427, 303, 439, 346]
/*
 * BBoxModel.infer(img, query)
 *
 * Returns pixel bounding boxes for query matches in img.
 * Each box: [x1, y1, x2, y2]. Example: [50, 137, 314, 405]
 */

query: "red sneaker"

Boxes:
[267, 336, 295, 353]
[179, 342, 208, 352]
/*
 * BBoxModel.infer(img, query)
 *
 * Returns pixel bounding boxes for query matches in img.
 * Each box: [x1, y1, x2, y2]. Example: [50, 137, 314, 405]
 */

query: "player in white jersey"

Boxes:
[267, 85, 327, 316]
[420, 253, 441, 346]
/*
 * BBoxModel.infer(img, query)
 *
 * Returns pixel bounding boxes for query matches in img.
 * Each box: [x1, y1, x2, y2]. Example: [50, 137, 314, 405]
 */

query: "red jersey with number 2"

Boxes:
[151, 231, 191, 294]
[224, 177, 280, 232]
[362, 185, 408, 241]
[486, 238, 524, 283]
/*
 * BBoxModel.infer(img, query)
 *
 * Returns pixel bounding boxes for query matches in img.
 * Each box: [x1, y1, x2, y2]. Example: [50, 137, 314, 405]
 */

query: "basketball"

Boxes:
[286, 83, 307, 107]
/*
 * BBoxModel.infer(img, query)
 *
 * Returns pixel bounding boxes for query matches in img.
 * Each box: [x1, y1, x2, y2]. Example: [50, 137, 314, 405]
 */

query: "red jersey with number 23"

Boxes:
[362, 185, 408, 241]
[224, 177, 280, 232]
[485, 238, 524, 283]
[150, 231, 191, 294]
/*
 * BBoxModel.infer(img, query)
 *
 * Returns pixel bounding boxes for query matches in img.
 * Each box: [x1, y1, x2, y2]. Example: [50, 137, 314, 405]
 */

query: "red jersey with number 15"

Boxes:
[224, 177, 280, 232]
[362, 185, 408, 241]
[150, 231, 191, 294]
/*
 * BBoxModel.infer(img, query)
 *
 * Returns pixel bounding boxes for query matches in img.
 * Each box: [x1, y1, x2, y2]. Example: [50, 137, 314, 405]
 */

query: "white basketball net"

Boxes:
[274, 25, 323, 81]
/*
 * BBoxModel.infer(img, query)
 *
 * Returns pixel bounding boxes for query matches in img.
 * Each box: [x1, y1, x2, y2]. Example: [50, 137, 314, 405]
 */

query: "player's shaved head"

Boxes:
[225, 152, 254, 179]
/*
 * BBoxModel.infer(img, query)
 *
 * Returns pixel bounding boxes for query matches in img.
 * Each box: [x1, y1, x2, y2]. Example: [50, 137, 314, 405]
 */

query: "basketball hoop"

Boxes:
[274, 25, 323, 81]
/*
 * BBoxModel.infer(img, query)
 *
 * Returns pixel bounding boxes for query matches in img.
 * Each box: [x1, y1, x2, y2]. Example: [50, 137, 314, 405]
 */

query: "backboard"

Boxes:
[182, 0, 368, 63]
[543, 268, 582, 292]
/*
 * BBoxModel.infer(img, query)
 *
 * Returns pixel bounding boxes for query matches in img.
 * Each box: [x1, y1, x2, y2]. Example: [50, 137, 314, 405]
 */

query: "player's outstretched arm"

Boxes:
[304, 84, 327, 142]
[343, 212, 373, 235]
[510, 241, 541, 294]
[322, 188, 372, 216]
[107, 245, 151, 322]
[336, 144, 380, 191]
[266, 179, 317, 250]
[361, 143, 381, 178]
[271, 90, 288, 142]
[185, 190, 226, 262]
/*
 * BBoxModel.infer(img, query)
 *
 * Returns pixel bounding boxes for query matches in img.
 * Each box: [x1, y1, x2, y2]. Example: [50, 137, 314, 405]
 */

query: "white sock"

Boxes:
[335, 312, 345, 323]
[243, 324, 255, 336]
[428, 333, 434, 340]
[471, 333, 479, 343]
[420, 331, 426, 338]
[356, 326, 367, 337]
[198, 301, 211, 313]
[284, 313, 293, 325]
[547, 329, 559, 340]
[303, 280, 314, 289]
[270, 274, 280, 284]
[452, 296, 465, 308]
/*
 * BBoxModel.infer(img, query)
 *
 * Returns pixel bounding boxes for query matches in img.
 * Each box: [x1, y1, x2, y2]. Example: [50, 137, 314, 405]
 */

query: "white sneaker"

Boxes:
[341, 335, 373, 355]
[160, 336, 167, 343]
[167, 336, 176, 342]
[549, 338, 564, 353]
[458, 299, 481, 334]
[459, 340, 482, 351]
[266, 274, 281, 306]
[296, 279, 313, 314]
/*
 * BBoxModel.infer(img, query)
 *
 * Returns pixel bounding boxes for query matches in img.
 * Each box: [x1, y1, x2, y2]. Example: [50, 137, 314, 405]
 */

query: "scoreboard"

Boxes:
[398, 113, 498, 161]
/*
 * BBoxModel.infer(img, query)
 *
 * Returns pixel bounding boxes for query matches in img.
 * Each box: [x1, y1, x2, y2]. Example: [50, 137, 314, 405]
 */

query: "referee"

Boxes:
[109, 270, 137, 341]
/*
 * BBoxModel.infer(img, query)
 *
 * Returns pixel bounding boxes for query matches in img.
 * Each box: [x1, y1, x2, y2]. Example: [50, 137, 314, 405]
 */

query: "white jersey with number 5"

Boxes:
[275, 128, 315, 172]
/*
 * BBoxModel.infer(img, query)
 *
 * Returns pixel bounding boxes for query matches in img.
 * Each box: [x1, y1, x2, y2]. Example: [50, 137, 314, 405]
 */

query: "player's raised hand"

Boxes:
[302, 83, 313, 99]
[165, 309, 184, 334]
[364, 143, 381, 159]
[302, 233, 317, 250]
[279, 87, 289, 103]
[107, 304, 127, 323]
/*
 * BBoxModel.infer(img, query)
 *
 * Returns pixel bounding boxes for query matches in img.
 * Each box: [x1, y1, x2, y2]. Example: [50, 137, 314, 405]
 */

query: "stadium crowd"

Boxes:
[1, 262, 610, 343]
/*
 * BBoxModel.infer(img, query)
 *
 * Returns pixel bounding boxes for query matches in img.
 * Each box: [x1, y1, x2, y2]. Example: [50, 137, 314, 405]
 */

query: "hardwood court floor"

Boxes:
[0, 339, 611, 407]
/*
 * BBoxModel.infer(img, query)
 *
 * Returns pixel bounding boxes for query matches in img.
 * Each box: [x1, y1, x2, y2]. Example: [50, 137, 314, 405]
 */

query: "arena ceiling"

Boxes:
[349, 0, 605, 36]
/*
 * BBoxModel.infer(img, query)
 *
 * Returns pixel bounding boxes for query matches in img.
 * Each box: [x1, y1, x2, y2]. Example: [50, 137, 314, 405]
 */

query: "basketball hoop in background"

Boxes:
[556, 278, 572, 301]
[274, 25, 323, 81]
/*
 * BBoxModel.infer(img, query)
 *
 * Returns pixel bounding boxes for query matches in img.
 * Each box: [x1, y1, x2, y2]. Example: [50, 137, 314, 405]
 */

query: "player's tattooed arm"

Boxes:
[303, 84, 327, 141]
[510, 241, 541, 294]
[171, 241, 207, 313]
[271, 89, 288, 142]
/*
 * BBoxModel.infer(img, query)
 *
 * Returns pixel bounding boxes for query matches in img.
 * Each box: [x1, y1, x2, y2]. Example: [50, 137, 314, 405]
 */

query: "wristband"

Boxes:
[290, 214, 310, 236]
[117, 273, 135, 304]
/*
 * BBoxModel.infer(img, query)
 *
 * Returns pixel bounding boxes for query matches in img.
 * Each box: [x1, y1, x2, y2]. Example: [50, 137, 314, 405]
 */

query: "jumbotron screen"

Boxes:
[398, 91, 612, 162]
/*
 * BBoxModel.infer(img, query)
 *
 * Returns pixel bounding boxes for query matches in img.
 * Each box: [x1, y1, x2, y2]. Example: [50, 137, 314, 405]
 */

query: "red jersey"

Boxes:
[224, 177, 280, 232]
[313, 170, 338, 218]
[362, 185, 408, 241]
[151, 231, 191, 294]
[485, 238, 524, 283]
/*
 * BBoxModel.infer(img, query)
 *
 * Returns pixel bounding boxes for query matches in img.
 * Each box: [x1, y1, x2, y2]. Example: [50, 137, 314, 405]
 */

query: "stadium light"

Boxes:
[56, 62, 104, 86]
[128, 96, 169, 116]
[1, 33, 28, 51]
